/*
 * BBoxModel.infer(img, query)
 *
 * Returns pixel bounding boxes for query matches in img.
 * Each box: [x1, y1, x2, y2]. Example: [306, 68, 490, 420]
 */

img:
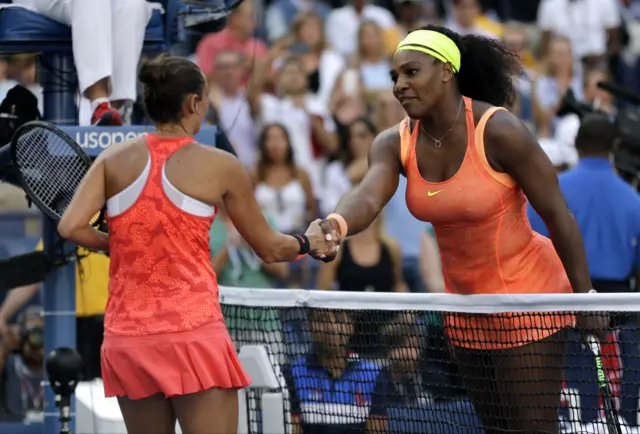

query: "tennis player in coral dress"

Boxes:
[58, 54, 334, 434]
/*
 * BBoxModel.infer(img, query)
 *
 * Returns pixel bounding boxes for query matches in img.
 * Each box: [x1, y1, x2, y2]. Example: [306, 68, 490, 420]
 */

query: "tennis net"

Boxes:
[219, 287, 640, 434]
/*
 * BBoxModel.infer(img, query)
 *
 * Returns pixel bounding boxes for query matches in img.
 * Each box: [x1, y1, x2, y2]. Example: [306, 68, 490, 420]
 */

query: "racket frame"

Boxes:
[10, 121, 105, 227]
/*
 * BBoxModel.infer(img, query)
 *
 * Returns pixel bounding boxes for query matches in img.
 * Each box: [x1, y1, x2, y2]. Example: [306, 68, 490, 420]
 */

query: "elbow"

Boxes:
[57, 219, 76, 240]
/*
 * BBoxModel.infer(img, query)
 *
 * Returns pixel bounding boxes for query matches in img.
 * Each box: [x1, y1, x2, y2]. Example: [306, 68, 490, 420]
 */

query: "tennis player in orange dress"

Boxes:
[312, 26, 608, 433]
[58, 54, 336, 434]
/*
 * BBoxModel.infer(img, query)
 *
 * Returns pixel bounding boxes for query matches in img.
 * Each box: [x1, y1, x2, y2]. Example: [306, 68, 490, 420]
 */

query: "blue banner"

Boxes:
[60, 125, 218, 157]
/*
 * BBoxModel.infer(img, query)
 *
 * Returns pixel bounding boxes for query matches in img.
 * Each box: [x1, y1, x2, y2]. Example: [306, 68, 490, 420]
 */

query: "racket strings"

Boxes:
[15, 127, 89, 219]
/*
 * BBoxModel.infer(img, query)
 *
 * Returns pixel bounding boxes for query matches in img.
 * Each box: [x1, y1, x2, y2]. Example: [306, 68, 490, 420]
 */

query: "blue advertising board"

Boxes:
[60, 125, 218, 157]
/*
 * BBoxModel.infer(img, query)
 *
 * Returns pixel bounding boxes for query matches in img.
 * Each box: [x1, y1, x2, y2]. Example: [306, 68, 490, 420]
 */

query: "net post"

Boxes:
[42, 218, 76, 434]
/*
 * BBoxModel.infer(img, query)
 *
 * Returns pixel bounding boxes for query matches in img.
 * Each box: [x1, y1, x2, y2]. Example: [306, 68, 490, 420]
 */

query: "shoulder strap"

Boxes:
[476, 107, 507, 134]
[398, 117, 413, 171]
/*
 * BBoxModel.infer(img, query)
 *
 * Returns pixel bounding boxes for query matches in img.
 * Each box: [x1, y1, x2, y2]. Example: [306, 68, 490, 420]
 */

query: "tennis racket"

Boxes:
[586, 334, 623, 434]
[10, 121, 105, 229]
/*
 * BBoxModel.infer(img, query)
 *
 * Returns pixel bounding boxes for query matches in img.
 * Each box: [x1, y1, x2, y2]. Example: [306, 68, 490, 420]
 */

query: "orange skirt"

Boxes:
[445, 312, 576, 350]
[101, 320, 251, 399]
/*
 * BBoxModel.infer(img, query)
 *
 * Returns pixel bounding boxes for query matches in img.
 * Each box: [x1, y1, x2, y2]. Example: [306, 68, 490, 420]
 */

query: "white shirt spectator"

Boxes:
[325, 4, 397, 58]
[320, 160, 352, 216]
[259, 93, 335, 198]
[537, 0, 621, 60]
[218, 89, 258, 169]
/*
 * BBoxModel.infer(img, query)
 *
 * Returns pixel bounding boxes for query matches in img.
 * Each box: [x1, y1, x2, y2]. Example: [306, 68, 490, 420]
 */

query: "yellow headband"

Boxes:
[395, 30, 461, 73]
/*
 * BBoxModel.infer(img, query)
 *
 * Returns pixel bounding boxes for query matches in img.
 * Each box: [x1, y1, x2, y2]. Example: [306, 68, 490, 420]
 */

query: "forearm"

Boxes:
[546, 213, 593, 293]
[333, 187, 383, 236]
[0, 284, 41, 321]
[267, 234, 304, 263]
[59, 226, 109, 252]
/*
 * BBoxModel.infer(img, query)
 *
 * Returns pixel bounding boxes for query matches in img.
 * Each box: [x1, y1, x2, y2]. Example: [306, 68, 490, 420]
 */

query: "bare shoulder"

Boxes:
[193, 142, 246, 177]
[483, 107, 529, 140]
[370, 123, 402, 162]
[100, 137, 144, 160]
[100, 137, 149, 168]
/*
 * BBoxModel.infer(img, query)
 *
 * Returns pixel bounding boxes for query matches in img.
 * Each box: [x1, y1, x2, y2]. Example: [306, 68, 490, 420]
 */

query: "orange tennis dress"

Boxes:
[400, 97, 574, 350]
[101, 134, 251, 399]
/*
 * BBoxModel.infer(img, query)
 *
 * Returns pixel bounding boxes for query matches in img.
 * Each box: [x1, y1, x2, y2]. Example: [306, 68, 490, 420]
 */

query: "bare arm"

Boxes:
[57, 154, 109, 251]
[220, 154, 328, 262]
[485, 110, 592, 293]
[0, 284, 41, 326]
[332, 127, 402, 235]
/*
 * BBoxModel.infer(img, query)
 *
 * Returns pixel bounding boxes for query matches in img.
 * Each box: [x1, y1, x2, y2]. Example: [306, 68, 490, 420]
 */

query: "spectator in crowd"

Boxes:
[207, 50, 259, 169]
[528, 114, 640, 301]
[253, 124, 317, 288]
[0, 243, 109, 382]
[288, 11, 345, 110]
[0, 306, 43, 422]
[583, 68, 617, 115]
[537, 0, 621, 72]
[419, 224, 445, 294]
[502, 25, 535, 124]
[0, 55, 42, 115]
[532, 36, 583, 138]
[196, 0, 268, 79]
[264, 0, 332, 43]
[445, 0, 501, 38]
[13, 0, 153, 126]
[325, 0, 399, 58]
[282, 310, 388, 434]
[382, 314, 457, 406]
[322, 118, 375, 215]
[393, 0, 433, 36]
[251, 56, 339, 196]
[317, 214, 406, 356]
[371, 91, 406, 132]
[253, 124, 316, 234]
[210, 208, 288, 363]
[353, 21, 395, 97]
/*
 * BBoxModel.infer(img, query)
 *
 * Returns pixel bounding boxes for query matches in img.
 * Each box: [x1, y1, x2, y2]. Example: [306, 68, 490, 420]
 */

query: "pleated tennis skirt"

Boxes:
[101, 320, 252, 399]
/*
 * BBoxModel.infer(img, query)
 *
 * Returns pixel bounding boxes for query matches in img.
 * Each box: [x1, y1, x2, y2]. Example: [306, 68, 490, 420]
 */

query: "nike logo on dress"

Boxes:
[428, 190, 443, 197]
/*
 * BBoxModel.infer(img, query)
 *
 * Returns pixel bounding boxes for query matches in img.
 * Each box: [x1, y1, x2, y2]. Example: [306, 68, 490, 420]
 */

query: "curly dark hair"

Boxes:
[416, 25, 523, 108]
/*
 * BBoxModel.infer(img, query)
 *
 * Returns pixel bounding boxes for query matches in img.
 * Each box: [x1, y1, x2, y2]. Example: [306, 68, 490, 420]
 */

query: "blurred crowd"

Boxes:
[1, 0, 640, 425]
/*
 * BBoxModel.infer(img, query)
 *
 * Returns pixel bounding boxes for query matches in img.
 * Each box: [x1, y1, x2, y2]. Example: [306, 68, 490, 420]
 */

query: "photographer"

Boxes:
[528, 114, 640, 302]
[0, 306, 44, 422]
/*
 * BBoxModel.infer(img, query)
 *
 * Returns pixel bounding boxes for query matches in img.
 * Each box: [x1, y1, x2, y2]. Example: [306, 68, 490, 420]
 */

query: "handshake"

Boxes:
[304, 218, 343, 262]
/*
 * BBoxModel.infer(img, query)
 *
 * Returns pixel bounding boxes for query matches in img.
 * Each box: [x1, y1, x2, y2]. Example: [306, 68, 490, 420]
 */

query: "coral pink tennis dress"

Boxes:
[101, 134, 251, 399]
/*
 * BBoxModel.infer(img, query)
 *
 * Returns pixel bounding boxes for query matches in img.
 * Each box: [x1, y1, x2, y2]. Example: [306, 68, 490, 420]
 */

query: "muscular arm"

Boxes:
[485, 110, 592, 293]
[333, 127, 402, 235]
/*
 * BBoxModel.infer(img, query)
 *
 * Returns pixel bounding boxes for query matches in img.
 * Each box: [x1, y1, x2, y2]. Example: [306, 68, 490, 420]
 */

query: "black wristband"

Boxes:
[293, 234, 310, 255]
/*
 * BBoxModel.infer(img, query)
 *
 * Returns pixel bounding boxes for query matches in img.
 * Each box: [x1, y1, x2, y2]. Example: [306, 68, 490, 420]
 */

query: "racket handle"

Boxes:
[586, 334, 601, 356]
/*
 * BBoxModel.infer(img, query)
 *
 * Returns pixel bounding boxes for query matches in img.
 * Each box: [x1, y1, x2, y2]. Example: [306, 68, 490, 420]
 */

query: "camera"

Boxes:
[556, 82, 640, 189]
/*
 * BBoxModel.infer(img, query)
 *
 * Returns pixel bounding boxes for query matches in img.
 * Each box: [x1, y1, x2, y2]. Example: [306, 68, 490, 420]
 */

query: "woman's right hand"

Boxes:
[306, 219, 342, 262]
[305, 219, 341, 261]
